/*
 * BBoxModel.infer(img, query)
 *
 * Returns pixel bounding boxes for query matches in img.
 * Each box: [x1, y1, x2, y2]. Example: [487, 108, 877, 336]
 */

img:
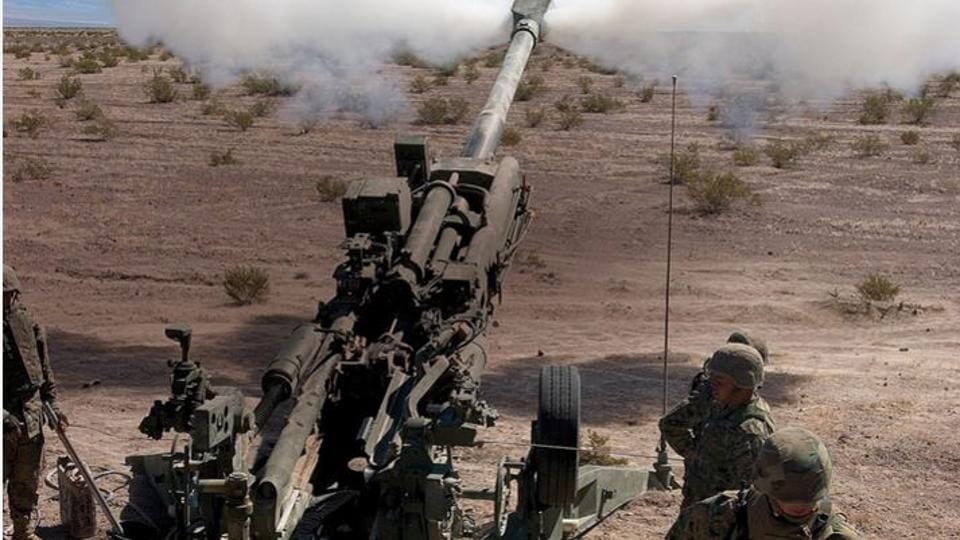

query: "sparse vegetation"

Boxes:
[501, 127, 521, 146]
[952, 133, 960, 152]
[391, 49, 427, 68]
[241, 73, 298, 96]
[248, 99, 273, 118]
[851, 134, 889, 158]
[463, 62, 480, 84]
[124, 47, 150, 62]
[639, 83, 656, 103]
[580, 431, 629, 467]
[804, 131, 835, 151]
[410, 74, 431, 94]
[17, 67, 40, 81]
[764, 139, 807, 169]
[902, 97, 936, 125]
[900, 131, 920, 145]
[98, 49, 119, 68]
[612, 75, 625, 88]
[191, 81, 210, 100]
[576, 76, 594, 95]
[435, 63, 458, 77]
[937, 72, 960, 97]
[580, 92, 623, 113]
[483, 50, 502, 68]
[859, 94, 890, 125]
[10, 157, 52, 183]
[145, 71, 178, 103]
[415, 97, 469, 125]
[515, 74, 546, 102]
[707, 105, 720, 122]
[201, 99, 225, 116]
[72, 52, 102, 74]
[525, 107, 547, 128]
[209, 148, 239, 167]
[58, 55, 74, 68]
[315, 176, 349, 202]
[56, 74, 83, 100]
[223, 266, 270, 305]
[167, 66, 189, 83]
[74, 99, 103, 121]
[687, 171, 756, 214]
[12, 110, 47, 138]
[660, 143, 702, 184]
[912, 149, 931, 165]
[557, 106, 583, 131]
[732, 147, 761, 167]
[577, 57, 617, 75]
[224, 110, 255, 131]
[81, 116, 119, 141]
[857, 274, 900, 303]
[432, 74, 449, 87]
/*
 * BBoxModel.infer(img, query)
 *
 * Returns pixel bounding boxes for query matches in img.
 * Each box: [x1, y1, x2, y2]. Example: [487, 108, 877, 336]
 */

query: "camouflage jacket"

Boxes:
[4, 303, 58, 438]
[659, 373, 714, 459]
[666, 488, 861, 539]
[675, 394, 775, 505]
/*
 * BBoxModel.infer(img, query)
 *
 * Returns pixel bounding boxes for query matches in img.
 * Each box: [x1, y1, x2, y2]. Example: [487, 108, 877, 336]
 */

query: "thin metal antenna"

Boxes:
[654, 76, 679, 490]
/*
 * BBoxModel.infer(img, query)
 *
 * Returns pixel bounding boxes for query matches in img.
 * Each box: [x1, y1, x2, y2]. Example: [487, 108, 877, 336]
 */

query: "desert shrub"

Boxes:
[639, 83, 656, 103]
[11, 158, 52, 183]
[937, 72, 960, 97]
[557, 106, 583, 131]
[687, 171, 755, 214]
[158, 49, 174, 61]
[732, 147, 760, 166]
[804, 131, 835, 151]
[856, 274, 899, 302]
[391, 49, 426, 68]
[315, 176, 349, 202]
[12, 110, 47, 138]
[56, 74, 83, 100]
[612, 75, 625, 88]
[223, 266, 270, 305]
[463, 62, 480, 84]
[525, 107, 547, 128]
[58, 55, 75, 68]
[515, 74, 546, 102]
[51, 43, 70, 56]
[902, 97, 936, 125]
[27, 89, 41, 99]
[224, 110, 255, 131]
[576, 76, 594, 95]
[580, 92, 623, 113]
[859, 94, 890, 125]
[74, 99, 103, 121]
[483, 51, 501, 68]
[248, 99, 273, 118]
[554, 94, 576, 113]
[952, 134, 960, 152]
[201, 99, 225, 116]
[17, 67, 40, 81]
[580, 431, 629, 467]
[435, 63, 459, 77]
[900, 130, 920, 145]
[12, 46, 32, 59]
[73, 53, 101, 74]
[660, 143, 702, 184]
[98, 49, 119, 68]
[577, 56, 617, 75]
[124, 47, 150, 62]
[145, 71, 178, 103]
[241, 73, 298, 96]
[851, 134, 888, 158]
[764, 139, 806, 169]
[410, 75, 431, 94]
[415, 97, 468, 125]
[167, 66, 189, 83]
[501, 127, 521, 146]
[191, 81, 210, 100]
[707, 105, 720, 122]
[432, 74, 449, 87]
[82, 116, 118, 141]
[912, 150, 932, 165]
[209, 148, 239, 167]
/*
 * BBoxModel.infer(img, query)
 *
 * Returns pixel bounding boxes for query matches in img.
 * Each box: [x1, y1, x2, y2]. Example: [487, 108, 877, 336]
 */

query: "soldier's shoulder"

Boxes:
[824, 513, 861, 539]
[668, 490, 741, 539]
[738, 416, 774, 436]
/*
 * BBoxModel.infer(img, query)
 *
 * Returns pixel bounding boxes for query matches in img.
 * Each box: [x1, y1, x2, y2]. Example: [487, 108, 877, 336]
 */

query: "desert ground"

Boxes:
[3, 29, 960, 539]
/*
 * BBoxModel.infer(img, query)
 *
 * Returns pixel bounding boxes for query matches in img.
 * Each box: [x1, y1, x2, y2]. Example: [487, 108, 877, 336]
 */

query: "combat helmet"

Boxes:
[727, 329, 769, 364]
[754, 427, 832, 504]
[705, 343, 764, 389]
[3, 264, 20, 293]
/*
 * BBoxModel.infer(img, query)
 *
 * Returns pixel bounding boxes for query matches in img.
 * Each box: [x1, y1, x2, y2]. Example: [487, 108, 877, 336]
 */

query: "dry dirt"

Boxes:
[3, 30, 960, 539]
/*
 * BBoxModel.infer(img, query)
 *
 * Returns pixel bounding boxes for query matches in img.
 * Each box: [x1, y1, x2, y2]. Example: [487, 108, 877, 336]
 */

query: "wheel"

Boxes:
[533, 365, 580, 507]
[493, 459, 512, 537]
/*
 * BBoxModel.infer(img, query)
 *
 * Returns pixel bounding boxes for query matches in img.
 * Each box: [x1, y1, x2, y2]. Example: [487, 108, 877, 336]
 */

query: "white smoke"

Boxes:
[113, 0, 513, 125]
[546, 0, 960, 98]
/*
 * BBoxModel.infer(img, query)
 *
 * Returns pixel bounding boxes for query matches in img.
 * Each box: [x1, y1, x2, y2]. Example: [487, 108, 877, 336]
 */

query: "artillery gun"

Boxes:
[124, 1, 668, 538]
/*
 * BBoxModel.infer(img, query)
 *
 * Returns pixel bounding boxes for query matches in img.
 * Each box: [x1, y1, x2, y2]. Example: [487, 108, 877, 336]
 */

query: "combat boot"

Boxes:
[10, 513, 40, 540]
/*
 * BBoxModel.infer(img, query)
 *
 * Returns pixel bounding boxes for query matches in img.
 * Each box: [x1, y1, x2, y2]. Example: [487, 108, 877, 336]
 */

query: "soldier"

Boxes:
[4, 264, 67, 540]
[659, 343, 775, 509]
[666, 427, 860, 539]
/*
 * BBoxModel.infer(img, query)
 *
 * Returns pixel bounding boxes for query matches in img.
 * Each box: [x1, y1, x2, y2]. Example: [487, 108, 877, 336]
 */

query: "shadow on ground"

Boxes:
[482, 352, 811, 425]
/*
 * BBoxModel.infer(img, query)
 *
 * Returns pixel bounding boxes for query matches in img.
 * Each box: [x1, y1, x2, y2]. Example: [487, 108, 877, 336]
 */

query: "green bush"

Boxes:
[223, 266, 270, 305]
[851, 134, 888, 158]
[483, 50, 501, 68]
[732, 147, 760, 166]
[580, 92, 623, 113]
[82, 116, 119, 141]
[209, 148, 239, 167]
[315, 176, 349, 202]
[415, 97, 468, 125]
[856, 274, 899, 302]
[74, 99, 103, 121]
[639, 83, 656, 103]
[168, 66, 189, 83]
[660, 143, 702, 184]
[902, 97, 935, 125]
[687, 171, 755, 214]
[11, 158, 52, 183]
[248, 99, 273, 118]
[145, 71, 178, 103]
[764, 139, 806, 169]
[12, 110, 47, 138]
[98, 49, 119, 68]
[17, 67, 40, 81]
[557, 106, 583, 131]
[391, 49, 426, 68]
[191, 81, 211, 100]
[900, 131, 920, 145]
[707, 105, 720, 122]
[432, 74, 449, 87]
[124, 47, 150, 62]
[463, 62, 480, 84]
[525, 107, 547, 128]
[224, 110, 254, 131]
[410, 74, 431, 94]
[56, 74, 83, 100]
[859, 94, 890, 125]
[515, 74, 546, 102]
[501, 127, 521, 146]
[241, 73, 298, 96]
[58, 55, 74, 68]
[73, 53, 101, 74]
[580, 431, 629, 467]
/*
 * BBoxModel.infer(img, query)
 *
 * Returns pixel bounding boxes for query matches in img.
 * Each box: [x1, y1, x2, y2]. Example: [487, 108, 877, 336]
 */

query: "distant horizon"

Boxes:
[4, 0, 114, 28]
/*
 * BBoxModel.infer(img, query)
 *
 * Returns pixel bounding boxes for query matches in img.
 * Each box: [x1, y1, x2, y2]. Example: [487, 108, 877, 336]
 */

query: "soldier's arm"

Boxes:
[665, 492, 738, 539]
[659, 398, 698, 458]
[34, 322, 60, 405]
[728, 419, 770, 482]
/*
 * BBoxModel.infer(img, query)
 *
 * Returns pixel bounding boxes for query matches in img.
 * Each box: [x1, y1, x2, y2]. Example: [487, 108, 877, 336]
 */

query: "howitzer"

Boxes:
[124, 1, 667, 538]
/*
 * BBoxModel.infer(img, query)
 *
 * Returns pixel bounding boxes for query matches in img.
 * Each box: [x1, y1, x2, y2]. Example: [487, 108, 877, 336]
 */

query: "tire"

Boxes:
[534, 364, 580, 507]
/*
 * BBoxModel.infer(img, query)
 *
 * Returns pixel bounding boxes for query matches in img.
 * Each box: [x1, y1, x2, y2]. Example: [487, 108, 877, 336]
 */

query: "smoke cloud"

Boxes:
[114, 0, 513, 125]
[546, 0, 960, 98]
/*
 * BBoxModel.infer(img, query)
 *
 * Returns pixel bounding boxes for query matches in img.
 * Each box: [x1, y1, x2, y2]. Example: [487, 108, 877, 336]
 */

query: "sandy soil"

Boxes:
[3, 31, 960, 539]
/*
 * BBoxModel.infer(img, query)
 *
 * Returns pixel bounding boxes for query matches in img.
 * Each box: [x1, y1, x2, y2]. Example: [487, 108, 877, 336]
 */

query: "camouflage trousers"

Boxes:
[3, 427, 44, 521]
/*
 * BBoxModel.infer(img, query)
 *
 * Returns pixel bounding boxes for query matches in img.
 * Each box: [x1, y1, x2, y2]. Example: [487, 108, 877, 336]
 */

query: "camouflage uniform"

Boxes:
[3, 265, 61, 540]
[659, 344, 775, 508]
[667, 427, 860, 539]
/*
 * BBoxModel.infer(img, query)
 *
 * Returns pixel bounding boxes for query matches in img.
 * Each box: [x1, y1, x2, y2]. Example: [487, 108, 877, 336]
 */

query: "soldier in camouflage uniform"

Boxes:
[666, 427, 860, 539]
[659, 343, 775, 509]
[4, 265, 67, 540]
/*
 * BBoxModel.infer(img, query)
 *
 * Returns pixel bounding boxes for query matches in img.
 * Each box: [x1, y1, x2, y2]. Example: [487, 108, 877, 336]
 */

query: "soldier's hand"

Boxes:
[58, 412, 69, 430]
